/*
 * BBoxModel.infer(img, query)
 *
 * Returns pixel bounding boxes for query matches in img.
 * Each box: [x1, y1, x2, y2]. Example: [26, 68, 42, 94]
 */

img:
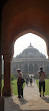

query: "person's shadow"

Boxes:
[18, 97, 28, 105]
[42, 96, 49, 103]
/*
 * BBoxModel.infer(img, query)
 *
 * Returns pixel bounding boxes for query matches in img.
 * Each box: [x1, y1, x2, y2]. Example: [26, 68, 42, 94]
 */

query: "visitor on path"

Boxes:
[38, 67, 45, 97]
[26, 76, 29, 86]
[30, 76, 32, 86]
[17, 68, 25, 98]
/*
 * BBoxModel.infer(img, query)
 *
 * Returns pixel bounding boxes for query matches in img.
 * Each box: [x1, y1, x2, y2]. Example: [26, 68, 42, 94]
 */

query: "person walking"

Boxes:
[26, 76, 29, 86]
[38, 67, 45, 97]
[30, 76, 32, 86]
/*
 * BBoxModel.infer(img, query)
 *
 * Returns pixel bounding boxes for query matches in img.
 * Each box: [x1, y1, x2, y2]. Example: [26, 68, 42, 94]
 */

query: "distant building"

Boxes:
[11, 43, 49, 78]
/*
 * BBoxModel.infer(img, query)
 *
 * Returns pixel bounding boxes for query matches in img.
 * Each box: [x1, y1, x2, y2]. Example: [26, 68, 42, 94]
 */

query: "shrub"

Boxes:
[11, 74, 16, 81]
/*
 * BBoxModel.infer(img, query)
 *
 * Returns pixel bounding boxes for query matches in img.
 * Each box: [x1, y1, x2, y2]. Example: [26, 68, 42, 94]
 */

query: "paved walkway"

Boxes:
[4, 81, 49, 111]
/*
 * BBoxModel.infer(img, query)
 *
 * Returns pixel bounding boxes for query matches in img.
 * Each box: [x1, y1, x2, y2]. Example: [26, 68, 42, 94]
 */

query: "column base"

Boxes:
[0, 97, 4, 111]
[2, 86, 12, 97]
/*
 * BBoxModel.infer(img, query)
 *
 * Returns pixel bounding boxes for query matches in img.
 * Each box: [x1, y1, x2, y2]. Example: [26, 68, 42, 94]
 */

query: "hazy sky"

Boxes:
[13, 33, 48, 58]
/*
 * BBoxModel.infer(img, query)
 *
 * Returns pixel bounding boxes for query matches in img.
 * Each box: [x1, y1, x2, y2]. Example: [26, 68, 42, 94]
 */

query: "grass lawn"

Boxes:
[36, 79, 49, 95]
[11, 79, 18, 95]
[2, 79, 49, 95]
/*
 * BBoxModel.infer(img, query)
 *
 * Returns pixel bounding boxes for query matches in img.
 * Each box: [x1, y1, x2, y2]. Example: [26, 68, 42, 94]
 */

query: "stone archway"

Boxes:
[1, 0, 49, 96]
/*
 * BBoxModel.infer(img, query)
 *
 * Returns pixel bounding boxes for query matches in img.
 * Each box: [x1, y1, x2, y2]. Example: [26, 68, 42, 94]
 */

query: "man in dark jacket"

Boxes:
[17, 69, 25, 98]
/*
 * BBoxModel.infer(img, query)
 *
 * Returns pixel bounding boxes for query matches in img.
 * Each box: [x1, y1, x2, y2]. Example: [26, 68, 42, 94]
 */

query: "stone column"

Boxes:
[0, 55, 2, 97]
[0, 30, 2, 97]
[2, 55, 12, 96]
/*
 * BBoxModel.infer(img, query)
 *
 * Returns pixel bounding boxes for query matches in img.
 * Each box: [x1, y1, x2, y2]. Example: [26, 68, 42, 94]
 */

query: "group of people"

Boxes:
[17, 66, 45, 98]
[26, 76, 33, 86]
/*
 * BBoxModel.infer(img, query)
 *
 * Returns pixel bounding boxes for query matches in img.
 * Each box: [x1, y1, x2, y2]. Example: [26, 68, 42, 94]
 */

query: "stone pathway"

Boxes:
[4, 81, 49, 111]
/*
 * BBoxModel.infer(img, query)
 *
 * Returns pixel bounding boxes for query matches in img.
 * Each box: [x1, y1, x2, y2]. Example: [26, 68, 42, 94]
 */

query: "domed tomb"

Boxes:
[16, 43, 46, 59]
[11, 43, 49, 78]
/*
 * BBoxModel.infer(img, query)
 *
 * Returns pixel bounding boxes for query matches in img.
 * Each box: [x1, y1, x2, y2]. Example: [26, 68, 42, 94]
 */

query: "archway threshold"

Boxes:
[4, 81, 49, 111]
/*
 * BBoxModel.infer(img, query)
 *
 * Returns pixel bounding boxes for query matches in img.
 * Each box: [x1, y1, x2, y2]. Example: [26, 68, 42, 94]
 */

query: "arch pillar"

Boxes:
[0, 31, 2, 97]
[0, 55, 2, 97]
[2, 54, 12, 96]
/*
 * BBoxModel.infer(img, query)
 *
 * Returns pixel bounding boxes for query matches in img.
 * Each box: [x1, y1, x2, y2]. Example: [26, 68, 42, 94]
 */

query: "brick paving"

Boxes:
[4, 81, 49, 111]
